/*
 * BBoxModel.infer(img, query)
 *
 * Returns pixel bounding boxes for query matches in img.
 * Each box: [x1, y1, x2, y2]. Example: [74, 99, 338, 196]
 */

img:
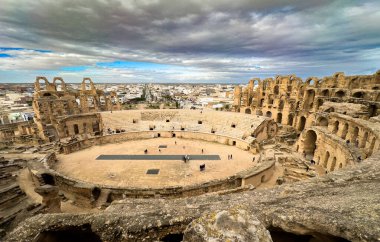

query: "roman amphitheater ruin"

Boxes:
[1, 72, 380, 241]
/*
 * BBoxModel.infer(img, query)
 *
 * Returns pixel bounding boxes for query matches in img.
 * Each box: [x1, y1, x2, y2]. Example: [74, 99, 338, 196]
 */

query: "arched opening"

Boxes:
[287, 114, 294, 126]
[352, 91, 364, 99]
[266, 111, 272, 118]
[341, 123, 348, 139]
[245, 108, 251, 114]
[369, 105, 377, 117]
[332, 121, 339, 134]
[335, 90, 345, 98]
[278, 100, 284, 110]
[339, 163, 343, 169]
[303, 89, 315, 109]
[73, 124, 79, 135]
[360, 132, 368, 148]
[330, 157, 337, 171]
[304, 130, 317, 159]
[259, 98, 264, 107]
[317, 117, 328, 127]
[351, 127, 359, 145]
[172, 133, 176, 138]
[369, 137, 376, 155]
[298, 116, 306, 131]
[323, 151, 330, 168]
[157, 133, 161, 137]
[276, 113, 282, 124]
[274, 85, 279, 95]
[232, 141, 236, 146]
[316, 99, 323, 110]
[321, 89, 329, 97]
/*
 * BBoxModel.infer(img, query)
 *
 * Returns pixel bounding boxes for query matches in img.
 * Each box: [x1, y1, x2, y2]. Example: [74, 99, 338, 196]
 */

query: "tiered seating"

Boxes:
[100, 110, 267, 140]
[0, 158, 42, 238]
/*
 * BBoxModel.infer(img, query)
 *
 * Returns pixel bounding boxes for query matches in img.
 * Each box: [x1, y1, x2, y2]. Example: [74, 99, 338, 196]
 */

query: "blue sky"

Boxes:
[0, 0, 379, 83]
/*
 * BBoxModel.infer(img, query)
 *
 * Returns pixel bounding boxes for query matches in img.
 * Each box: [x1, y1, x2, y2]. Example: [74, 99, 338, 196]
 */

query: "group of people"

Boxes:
[227, 154, 233, 160]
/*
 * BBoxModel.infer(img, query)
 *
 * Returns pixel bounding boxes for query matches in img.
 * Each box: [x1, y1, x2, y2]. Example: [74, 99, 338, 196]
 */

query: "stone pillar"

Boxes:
[34, 185, 61, 213]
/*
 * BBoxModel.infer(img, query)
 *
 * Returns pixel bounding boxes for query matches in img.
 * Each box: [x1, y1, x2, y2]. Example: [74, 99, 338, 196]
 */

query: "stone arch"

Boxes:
[278, 99, 285, 110]
[276, 113, 282, 124]
[341, 123, 348, 139]
[245, 108, 251, 114]
[298, 116, 306, 131]
[330, 157, 337, 171]
[73, 124, 79, 134]
[304, 130, 317, 158]
[287, 114, 294, 126]
[274, 85, 279, 95]
[316, 99, 323, 110]
[266, 111, 272, 118]
[259, 98, 265, 107]
[352, 91, 365, 99]
[360, 131, 368, 148]
[35, 76, 49, 92]
[321, 89, 329, 97]
[304, 89, 315, 109]
[332, 120, 339, 133]
[53, 77, 66, 91]
[323, 151, 330, 168]
[334, 90, 345, 98]
[351, 127, 359, 145]
[317, 117, 328, 127]
[81, 78, 96, 91]
[369, 137, 376, 155]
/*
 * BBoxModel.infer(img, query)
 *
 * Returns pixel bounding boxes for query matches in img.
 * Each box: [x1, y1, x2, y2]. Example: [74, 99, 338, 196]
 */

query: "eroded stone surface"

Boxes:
[183, 207, 272, 242]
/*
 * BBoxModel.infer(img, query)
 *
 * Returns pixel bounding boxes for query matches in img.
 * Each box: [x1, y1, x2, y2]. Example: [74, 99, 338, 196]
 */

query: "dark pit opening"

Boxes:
[92, 187, 101, 200]
[35, 224, 102, 242]
[269, 227, 349, 242]
[161, 233, 184, 242]
[41, 173, 55, 185]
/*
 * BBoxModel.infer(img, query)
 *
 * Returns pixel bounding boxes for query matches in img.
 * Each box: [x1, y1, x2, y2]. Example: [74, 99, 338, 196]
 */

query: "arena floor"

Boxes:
[55, 138, 258, 188]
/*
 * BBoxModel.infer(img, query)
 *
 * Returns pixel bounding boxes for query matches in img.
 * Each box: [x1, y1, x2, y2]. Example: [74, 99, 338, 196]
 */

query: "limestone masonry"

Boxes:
[1, 71, 380, 242]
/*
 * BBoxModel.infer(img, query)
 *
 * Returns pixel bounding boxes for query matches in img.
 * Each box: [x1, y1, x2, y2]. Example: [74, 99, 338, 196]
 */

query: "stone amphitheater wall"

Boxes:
[32, 150, 275, 207]
[32, 128, 276, 206]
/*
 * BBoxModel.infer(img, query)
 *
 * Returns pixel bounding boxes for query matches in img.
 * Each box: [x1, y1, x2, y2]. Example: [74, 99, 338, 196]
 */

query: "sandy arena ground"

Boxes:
[55, 138, 258, 188]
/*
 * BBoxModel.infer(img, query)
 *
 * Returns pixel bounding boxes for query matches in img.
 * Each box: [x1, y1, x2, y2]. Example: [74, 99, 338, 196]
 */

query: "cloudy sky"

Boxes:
[0, 0, 379, 83]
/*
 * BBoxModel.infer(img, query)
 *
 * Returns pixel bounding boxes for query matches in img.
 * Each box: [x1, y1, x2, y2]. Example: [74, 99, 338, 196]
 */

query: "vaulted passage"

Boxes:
[304, 130, 317, 159]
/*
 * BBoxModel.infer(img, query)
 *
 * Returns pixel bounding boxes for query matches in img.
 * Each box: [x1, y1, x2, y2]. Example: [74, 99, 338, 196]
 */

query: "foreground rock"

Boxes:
[183, 207, 272, 242]
[5, 153, 380, 242]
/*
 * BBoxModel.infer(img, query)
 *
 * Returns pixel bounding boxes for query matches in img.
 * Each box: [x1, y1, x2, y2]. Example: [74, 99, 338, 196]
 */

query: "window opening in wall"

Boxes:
[231, 124, 236, 128]
[198, 120, 203, 124]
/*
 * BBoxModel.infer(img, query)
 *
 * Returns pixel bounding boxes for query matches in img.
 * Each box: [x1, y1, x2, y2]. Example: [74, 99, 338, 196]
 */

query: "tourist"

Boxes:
[159, 149, 161, 153]
[202, 149, 204, 153]
[306, 166, 309, 172]
[252, 157, 255, 162]
[175, 141, 177, 145]
[231, 154, 233, 159]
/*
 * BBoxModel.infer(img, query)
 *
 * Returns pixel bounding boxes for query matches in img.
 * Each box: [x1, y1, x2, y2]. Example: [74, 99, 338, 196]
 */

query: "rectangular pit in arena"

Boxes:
[146, 169, 160, 175]
[96, 155, 221, 160]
